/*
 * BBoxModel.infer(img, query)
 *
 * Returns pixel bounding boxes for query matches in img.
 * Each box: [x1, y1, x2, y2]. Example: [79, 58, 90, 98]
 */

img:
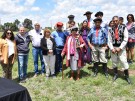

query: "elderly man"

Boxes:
[51, 22, 68, 74]
[15, 27, 31, 82]
[29, 23, 45, 77]
[108, 16, 131, 84]
[84, 11, 94, 28]
[87, 18, 108, 78]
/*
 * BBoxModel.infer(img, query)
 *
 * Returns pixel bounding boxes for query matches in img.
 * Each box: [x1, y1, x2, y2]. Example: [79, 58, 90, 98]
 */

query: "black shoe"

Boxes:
[125, 77, 131, 84]
[51, 74, 56, 78]
[93, 72, 98, 77]
[113, 74, 118, 82]
[102, 63, 108, 78]
[124, 69, 131, 84]
[19, 79, 26, 83]
[113, 67, 118, 82]
[105, 73, 109, 78]
[93, 63, 98, 77]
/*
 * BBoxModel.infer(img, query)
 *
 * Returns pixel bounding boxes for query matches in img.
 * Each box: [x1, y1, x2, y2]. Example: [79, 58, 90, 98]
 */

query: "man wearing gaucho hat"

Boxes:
[51, 22, 68, 74]
[87, 18, 108, 78]
[84, 11, 94, 28]
[66, 15, 75, 29]
[95, 11, 108, 29]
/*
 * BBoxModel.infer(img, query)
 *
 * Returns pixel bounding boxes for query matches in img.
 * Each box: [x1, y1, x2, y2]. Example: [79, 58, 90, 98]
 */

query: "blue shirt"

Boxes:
[87, 26, 108, 45]
[51, 30, 67, 47]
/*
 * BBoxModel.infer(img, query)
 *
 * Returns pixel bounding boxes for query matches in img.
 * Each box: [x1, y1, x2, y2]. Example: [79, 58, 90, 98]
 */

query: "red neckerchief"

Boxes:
[88, 19, 90, 28]
[115, 27, 119, 40]
[96, 27, 100, 37]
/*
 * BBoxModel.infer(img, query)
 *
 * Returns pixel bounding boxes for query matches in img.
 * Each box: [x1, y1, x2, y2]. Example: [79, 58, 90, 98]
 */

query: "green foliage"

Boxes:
[23, 18, 33, 31]
[0, 19, 20, 31]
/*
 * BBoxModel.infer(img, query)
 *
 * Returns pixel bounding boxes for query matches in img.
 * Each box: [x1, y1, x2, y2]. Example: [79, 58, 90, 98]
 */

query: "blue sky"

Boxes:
[0, 0, 135, 28]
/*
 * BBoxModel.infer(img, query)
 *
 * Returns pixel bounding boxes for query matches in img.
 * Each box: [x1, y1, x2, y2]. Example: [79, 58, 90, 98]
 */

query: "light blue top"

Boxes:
[51, 30, 68, 47]
[87, 26, 108, 45]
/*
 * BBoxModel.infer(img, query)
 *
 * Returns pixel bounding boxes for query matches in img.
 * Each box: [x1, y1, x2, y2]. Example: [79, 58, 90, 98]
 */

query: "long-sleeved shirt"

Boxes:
[87, 26, 108, 45]
[108, 25, 128, 50]
[51, 30, 67, 47]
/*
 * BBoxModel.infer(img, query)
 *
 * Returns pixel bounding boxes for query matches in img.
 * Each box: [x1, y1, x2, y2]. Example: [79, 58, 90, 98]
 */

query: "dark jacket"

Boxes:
[40, 37, 56, 55]
[15, 33, 31, 54]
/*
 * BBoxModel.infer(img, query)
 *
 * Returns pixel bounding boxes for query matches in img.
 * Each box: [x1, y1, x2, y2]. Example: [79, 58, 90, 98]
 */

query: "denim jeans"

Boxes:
[32, 47, 45, 74]
[18, 55, 28, 80]
[55, 49, 63, 73]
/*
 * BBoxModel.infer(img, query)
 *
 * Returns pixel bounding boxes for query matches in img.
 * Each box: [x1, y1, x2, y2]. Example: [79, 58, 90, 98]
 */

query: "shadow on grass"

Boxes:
[88, 64, 127, 81]
[65, 69, 90, 80]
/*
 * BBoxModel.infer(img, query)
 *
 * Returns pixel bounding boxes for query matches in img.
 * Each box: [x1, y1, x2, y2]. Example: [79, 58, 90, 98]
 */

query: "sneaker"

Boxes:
[41, 73, 45, 76]
[46, 76, 49, 80]
[51, 74, 56, 78]
[34, 74, 38, 77]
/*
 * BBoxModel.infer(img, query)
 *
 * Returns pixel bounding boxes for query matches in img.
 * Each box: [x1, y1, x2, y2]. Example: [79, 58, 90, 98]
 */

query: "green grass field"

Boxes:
[0, 32, 135, 101]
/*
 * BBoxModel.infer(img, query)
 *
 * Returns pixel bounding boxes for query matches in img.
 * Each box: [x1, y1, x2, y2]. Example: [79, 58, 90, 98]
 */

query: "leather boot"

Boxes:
[93, 63, 98, 77]
[124, 69, 131, 84]
[102, 63, 108, 78]
[113, 67, 118, 82]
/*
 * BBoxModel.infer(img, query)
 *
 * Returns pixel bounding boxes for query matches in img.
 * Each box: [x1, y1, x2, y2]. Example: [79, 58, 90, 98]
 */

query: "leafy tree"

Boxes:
[14, 19, 20, 30]
[23, 18, 33, 30]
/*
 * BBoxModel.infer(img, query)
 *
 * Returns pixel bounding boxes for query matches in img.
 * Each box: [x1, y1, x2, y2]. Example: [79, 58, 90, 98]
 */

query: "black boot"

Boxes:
[124, 69, 131, 84]
[102, 63, 108, 78]
[113, 67, 118, 82]
[93, 63, 98, 77]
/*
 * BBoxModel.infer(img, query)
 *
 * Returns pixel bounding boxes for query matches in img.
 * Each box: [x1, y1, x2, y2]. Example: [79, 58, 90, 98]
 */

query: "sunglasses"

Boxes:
[72, 29, 78, 31]
[7, 32, 12, 35]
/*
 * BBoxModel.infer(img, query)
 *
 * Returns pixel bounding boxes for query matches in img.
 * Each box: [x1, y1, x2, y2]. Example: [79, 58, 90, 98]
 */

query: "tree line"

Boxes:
[0, 18, 33, 32]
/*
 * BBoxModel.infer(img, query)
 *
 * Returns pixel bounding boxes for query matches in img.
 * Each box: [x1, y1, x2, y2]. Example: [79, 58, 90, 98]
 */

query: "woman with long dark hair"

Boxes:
[79, 21, 91, 64]
[0, 29, 17, 79]
[126, 14, 135, 64]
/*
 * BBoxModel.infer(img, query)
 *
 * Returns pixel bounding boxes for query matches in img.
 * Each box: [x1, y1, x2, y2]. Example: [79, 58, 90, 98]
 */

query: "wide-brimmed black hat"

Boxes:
[71, 26, 78, 31]
[93, 18, 102, 22]
[84, 11, 93, 15]
[68, 15, 75, 18]
[95, 11, 103, 17]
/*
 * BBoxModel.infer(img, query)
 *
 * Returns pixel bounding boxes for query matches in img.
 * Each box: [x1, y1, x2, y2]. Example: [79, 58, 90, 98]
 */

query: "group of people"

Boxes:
[0, 11, 135, 84]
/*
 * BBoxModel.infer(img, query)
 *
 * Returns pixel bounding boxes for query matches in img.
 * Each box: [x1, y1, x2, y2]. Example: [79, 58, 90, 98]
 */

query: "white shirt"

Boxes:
[46, 38, 53, 50]
[6, 39, 14, 57]
[29, 29, 44, 47]
[108, 27, 128, 50]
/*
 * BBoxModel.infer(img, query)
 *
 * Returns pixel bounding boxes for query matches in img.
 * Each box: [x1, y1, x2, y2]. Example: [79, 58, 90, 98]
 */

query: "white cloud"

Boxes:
[24, 0, 36, 6]
[43, 0, 135, 27]
[0, 0, 25, 14]
[31, 7, 40, 11]
[0, 0, 135, 28]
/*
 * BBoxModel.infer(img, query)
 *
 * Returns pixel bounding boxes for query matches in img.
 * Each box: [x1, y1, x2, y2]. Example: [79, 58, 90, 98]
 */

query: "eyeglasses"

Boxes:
[7, 32, 12, 35]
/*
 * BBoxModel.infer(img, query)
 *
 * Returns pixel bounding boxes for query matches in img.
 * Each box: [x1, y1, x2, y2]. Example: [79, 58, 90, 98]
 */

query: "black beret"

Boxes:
[95, 11, 103, 17]
[84, 11, 93, 15]
[93, 18, 102, 22]
[68, 15, 75, 18]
